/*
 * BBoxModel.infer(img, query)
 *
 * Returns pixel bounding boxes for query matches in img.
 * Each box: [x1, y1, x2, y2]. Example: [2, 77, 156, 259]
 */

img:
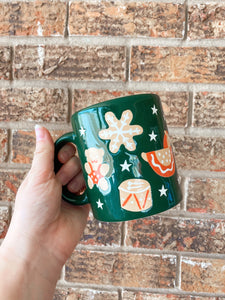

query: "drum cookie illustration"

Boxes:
[141, 131, 175, 177]
[119, 179, 152, 212]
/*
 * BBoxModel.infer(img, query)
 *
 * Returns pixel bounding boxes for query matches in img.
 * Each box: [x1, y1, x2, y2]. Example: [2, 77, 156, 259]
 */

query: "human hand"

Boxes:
[0, 126, 89, 299]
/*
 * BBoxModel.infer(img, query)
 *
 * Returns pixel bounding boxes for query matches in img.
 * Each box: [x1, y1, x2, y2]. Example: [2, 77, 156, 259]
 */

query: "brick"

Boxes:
[12, 130, 35, 164]
[188, 4, 225, 40]
[81, 212, 122, 246]
[181, 257, 225, 293]
[0, 171, 26, 202]
[193, 92, 225, 128]
[0, 129, 8, 163]
[73, 90, 188, 127]
[130, 46, 225, 84]
[14, 46, 126, 81]
[125, 216, 225, 254]
[172, 135, 225, 172]
[122, 291, 217, 300]
[0, 88, 68, 122]
[54, 288, 118, 300]
[69, 2, 184, 38]
[65, 250, 176, 288]
[0, 1, 66, 36]
[11, 129, 68, 164]
[0, 47, 11, 80]
[0, 206, 10, 239]
[187, 178, 225, 214]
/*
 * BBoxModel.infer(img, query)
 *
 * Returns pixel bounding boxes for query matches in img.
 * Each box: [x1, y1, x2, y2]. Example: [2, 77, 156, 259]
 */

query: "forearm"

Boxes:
[0, 253, 56, 300]
[0, 230, 62, 300]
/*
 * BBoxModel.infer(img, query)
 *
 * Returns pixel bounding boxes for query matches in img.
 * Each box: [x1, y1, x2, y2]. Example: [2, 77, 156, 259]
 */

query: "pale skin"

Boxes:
[0, 126, 89, 300]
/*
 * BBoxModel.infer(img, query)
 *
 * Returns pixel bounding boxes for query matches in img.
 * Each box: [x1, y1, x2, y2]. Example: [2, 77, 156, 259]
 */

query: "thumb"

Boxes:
[31, 125, 55, 179]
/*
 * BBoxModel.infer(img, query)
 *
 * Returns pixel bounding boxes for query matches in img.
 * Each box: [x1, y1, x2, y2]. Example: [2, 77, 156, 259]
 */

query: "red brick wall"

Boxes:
[0, 1, 225, 299]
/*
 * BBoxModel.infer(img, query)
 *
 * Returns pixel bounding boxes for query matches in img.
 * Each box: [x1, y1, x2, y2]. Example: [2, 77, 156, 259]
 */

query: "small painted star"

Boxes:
[159, 185, 168, 197]
[79, 126, 86, 136]
[96, 199, 104, 209]
[151, 105, 158, 115]
[149, 131, 157, 141]
[120, 160, 132, 172]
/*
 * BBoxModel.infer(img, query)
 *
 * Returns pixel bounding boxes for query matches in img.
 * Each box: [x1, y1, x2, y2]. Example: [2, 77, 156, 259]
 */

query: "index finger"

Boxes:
[58, 143, 76, 164]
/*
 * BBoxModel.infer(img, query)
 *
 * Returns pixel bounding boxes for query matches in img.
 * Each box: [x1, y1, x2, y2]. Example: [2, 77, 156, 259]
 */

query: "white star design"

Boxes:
[120, 160, 132, 172]
[149, 131, 157, 141]
[159, 185, 168, 197]
[96, 199, 104, 209]
[151, 105, 158, 115]
[79, 126, 86, 136]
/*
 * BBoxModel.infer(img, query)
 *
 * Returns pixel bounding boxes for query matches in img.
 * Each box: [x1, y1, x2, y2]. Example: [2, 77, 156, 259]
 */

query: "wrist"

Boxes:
[0, 230, 62, 300]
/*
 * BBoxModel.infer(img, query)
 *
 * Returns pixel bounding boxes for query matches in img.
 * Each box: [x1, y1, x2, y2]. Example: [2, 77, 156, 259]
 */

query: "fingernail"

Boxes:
[35, 125, 45, 141]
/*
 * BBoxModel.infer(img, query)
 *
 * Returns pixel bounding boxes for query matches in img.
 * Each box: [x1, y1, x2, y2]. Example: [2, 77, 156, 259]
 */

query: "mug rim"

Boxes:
[74, 93, 159, 115]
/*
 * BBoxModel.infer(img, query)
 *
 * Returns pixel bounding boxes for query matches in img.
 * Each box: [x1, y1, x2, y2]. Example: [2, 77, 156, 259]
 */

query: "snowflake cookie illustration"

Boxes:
[98, 110, 143, 153]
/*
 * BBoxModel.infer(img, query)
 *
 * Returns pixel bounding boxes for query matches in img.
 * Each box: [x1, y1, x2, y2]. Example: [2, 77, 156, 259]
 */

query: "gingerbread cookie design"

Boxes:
[84, 147, 110, 192]
[141, 131, 175, 177]
[119, 179, 152, 212]
[99, 110, 143, 154]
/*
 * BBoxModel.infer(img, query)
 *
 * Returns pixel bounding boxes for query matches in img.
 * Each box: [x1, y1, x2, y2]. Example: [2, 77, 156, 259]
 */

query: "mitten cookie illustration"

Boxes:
[119, 179, 152, 212]
[141, 131, 175, 177]
[84, 148, 110, 191]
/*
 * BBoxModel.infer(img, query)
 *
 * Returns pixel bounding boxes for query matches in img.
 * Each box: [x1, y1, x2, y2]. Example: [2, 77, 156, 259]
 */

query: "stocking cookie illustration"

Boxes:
[99, 110, 143, 153]
[84, 148, 110, 192]
[141, 131, 175, 177]
[119, 179, 152, 212]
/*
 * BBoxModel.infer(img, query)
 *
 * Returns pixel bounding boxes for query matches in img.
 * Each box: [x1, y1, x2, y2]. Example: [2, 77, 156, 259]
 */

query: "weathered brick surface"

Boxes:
[187, 178, 225, 214]
[125, 217, 225, 254]
[0, 1, 66, 36]
[131, 47, 225, 83]
[81, 213, 122, 246]
[181, 257, 225, 294]
[1, 1, 225, 298]
[12, 129, 68, 164]
[12, 130, 35, 164]
[54, 288, 118, 300]
[188, 4, 225, 40]
[0, 47, 11, 80]
[73, 90, 188, 127]
[0, 88, 68, 122]
[69, 2, 184, 38]
[0, 170, 26, 202]
[172, 135, 225, 171]
[14, 46, 126, 81]
[122, 292, 218, 300]
[0, 129, 8, 163]
[0, 206, 10, 239]
[65, 250, 176, 288]
[193, 92, 225, 128]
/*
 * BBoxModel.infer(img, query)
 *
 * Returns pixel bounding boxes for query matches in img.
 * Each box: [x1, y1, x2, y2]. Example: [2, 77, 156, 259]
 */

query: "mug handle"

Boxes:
[54, 132, 89, 205]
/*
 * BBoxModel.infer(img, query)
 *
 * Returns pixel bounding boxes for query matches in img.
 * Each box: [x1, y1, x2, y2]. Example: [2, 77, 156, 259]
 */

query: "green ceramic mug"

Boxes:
[54, 94, 182, 222]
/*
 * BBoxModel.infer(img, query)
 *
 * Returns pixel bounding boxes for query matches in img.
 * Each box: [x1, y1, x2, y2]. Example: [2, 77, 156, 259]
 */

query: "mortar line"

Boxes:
[64, 1, 70, 38]
[175, 254, 182, 290]
[186, 90, 194, 129]
[1, 80, 225, 93]
[75, 244, 225, 259]
[125, 46, 131, 83]
[67, 88, 73, 121]
[55, 279, 225, 298]
[1, 35, 225, 47]
[183, 0, 189, 41]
